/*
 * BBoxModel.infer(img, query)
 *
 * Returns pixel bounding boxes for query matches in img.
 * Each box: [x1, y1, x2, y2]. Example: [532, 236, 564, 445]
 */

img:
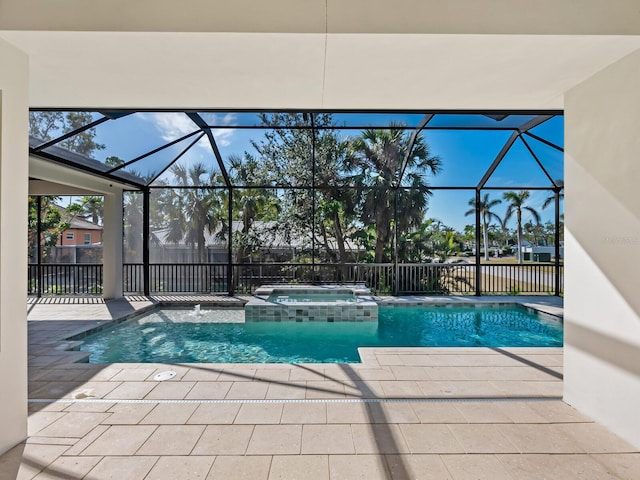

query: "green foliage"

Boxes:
[28, 196, 69, 253]
[160, 163, 227, 263]
[503, 190, 541, 264]
[30, 112, 105, 156]
[346, 125, 441, 263]
[465, 193, 502, 261]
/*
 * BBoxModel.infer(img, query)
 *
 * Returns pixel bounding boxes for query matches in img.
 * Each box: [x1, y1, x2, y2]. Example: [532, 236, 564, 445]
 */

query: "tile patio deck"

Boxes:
[1, 296, 639, 479]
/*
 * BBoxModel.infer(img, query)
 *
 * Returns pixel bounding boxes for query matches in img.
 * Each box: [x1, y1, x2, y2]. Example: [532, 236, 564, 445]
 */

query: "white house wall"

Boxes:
[564, 48, 640, 447]
[0, 37, 28, 454]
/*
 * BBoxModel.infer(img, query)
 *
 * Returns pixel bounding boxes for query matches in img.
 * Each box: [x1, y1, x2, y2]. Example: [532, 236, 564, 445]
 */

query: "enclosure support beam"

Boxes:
[143, 187, 150, 296]
[477, 131, 519, 190]
[228, 187, 234, 296]
[554, 189, 561, 296]
[36, 195, 42, 297]
[103, 192, 124, 299]
[475, 189, 482, 296]
[393, 189, 398, 296]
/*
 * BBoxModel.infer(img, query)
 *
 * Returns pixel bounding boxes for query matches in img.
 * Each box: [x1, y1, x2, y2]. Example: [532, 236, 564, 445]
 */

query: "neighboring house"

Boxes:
[58, 215, 103, 246]
[51, 204, 103, 246]
[149, 220, 362, 264]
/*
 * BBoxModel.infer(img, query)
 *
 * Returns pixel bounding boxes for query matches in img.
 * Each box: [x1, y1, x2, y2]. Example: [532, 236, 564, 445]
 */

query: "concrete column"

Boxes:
[564, 48, 640, 447]
[0, 38, 29, 454]
[102, 191, 123, 299]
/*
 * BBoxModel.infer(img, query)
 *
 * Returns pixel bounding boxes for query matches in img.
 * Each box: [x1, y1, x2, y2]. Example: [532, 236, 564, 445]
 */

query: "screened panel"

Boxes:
[231, 187, 282, 263]
[149, 137, 226, 187]
[314, 129, 356, 187]
[149, 187, 228, 264]
[528, 115, 564, 147]
[484, 138, 555, 188]
[420, 130, 512, 187]
[38, 112, 198, 166]
[521, 135, 564, 184]
[398, 189, 477, 262]
[427, 114, 539, 130]
[123, 191, 143, 263]
[331, 113, 426, 128]
[198, 111, 312, 128]
[29, 111, 105, 148]
[218, 126, 314, 187]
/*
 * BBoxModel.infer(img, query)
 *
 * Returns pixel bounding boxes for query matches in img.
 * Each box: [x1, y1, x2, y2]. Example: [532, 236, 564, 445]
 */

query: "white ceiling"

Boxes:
[1, 31, 640, 110]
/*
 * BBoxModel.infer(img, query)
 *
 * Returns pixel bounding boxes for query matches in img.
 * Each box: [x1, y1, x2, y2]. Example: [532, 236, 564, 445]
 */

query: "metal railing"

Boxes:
[121, 262, 562, 295]
[480, 262, 562, 294]
[29, 262, 563, 296]
[28, 263, 103, 296]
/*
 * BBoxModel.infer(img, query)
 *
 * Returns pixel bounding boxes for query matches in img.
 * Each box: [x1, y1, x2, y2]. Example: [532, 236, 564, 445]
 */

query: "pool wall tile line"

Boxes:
[245, 301, 379, 322]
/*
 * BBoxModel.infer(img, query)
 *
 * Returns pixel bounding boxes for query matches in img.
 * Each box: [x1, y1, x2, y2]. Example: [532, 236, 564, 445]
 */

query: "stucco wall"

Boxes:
[0, 37, 28, 454]
[564, 49, 640, 447]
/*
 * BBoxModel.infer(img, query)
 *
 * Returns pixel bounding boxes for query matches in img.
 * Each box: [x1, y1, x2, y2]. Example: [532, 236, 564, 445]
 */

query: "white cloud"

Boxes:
[141, 112, 236, 149]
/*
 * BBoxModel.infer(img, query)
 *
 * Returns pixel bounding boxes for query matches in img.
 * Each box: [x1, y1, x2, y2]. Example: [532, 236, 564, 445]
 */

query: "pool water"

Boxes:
[267, 293, 357, 303]
[266, 288, 357, 303]
[78, 305, 563, 364]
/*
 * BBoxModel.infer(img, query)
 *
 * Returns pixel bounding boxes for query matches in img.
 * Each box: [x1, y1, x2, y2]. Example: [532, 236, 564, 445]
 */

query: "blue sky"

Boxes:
[48, 112, 563, 232]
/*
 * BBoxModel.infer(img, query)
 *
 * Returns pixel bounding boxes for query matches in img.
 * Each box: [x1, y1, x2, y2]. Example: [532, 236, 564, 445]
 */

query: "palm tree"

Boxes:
[503, 190, 541, 264]
[165, 163, 226, 264]
[542, 179, 564, 210]
[228, 154, 279, 262]
[346, 125, 441, 263]
[78, 196, 104, 224]
[465, 193, 502, 261]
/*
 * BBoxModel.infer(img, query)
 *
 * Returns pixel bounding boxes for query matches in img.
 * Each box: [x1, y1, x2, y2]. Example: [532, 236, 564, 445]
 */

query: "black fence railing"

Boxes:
[28, 263, 103, 296]
[118, 262, 562, 296]
[28, 262, 563, 297]
[480, 263, 563, 294]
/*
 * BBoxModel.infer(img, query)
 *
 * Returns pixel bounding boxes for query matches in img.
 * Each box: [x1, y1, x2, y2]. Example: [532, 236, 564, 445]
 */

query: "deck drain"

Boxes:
[153, 370, 176, 381]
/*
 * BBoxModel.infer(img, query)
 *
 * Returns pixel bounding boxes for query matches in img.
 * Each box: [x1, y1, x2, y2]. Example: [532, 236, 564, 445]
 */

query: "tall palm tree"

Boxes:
[503, 190, 541, 264]
[465, 193, 502, 261]
[165, 163, 226, 264]
[542, 180, 564, 210]
[346, 125, 441, 263]
[78, 196, 104, 225]
[228, 154, 279, 262]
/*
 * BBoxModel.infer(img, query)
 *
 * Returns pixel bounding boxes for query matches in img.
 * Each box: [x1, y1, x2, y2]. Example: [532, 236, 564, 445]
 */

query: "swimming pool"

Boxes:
[266, 287, 357, 303]
[77, 305, 563, 364]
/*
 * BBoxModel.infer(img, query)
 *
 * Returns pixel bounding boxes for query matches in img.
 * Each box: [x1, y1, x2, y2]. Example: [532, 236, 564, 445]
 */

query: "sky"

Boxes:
[43, 112, 564, 232]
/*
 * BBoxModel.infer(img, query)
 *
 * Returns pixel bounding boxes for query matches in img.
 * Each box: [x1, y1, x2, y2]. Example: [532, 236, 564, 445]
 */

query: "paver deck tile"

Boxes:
[234, 403, 284, 424]
[80, 425, 156, 456]
[384, 454, 453, 480]
[281, 402, 327, 424]
[187, 403, 241, 424]
[140, 403, 199, 425]
[145, 455, 215, 480]
[246, 424, 302, 455]
[351, 424, 409, 454]
[136, 425, 205, 456]
[186, 381, 233, 399]
[329, 455, 390, 480]
[498, 453, 620, 480]
[301, 425, 355, 454]
[31, 456, 103, 480]
[207, 455, 271, 480]
[86, 456, 159, 480]
[441, 454, 513, 480]
[192, 425, 254, 455]
[268, 454, 329, 480]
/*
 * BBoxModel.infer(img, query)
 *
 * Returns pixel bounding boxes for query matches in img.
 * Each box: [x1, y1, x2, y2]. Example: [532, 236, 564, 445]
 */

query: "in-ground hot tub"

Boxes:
[245, 285, 378, 322]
